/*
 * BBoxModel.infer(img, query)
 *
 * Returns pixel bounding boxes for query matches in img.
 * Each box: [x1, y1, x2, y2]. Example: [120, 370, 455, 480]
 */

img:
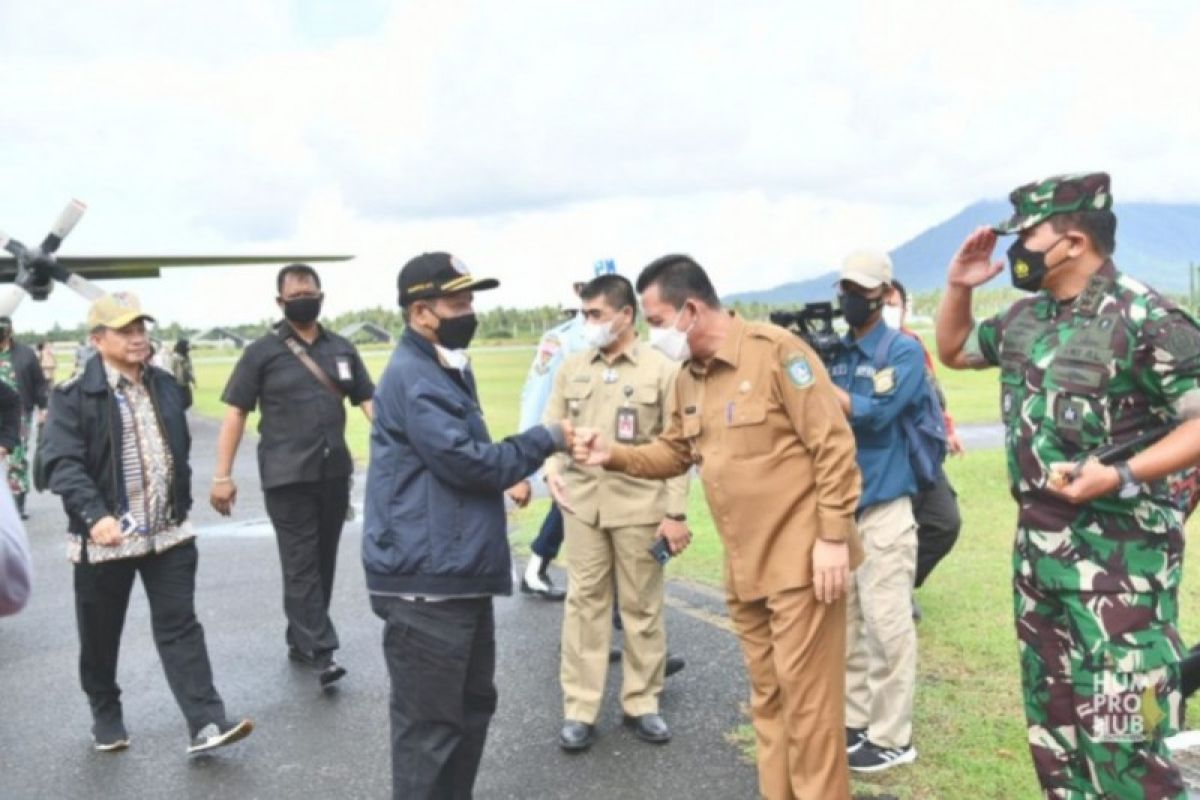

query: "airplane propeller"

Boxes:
[0, 200, 352, 306]
[0, 199, 88, 298]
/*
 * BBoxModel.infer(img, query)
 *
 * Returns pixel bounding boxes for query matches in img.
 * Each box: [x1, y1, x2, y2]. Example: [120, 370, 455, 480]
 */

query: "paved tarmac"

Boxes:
[0, 416, 760, 800]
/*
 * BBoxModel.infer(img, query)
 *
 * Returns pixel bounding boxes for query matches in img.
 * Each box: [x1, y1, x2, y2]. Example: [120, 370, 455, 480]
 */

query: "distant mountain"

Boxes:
[726, 200, 1200, 305]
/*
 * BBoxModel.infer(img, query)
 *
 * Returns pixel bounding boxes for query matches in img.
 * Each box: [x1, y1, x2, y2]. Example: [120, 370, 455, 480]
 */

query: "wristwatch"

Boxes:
[1113, 461, 1140, 500]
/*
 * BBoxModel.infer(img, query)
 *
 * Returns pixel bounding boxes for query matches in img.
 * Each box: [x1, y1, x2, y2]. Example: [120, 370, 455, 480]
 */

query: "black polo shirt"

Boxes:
[222, 321, 375, 489]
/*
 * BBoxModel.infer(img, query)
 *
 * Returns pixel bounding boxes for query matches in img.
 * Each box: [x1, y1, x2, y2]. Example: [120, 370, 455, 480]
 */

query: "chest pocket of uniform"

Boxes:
[562, 382, 593, 419]
[1047, 360, 1109, 449]
[632, 384, 661, 441]
[726, 397, 770, 459]
[999, 370, 1025, 423]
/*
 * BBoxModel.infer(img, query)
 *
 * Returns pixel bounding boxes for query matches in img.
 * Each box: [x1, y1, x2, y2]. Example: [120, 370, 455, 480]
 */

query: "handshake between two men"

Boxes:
[544, 419, 692, 558]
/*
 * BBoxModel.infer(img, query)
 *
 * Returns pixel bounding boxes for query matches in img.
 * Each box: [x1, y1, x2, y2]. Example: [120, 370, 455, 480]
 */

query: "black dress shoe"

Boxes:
[665, 653, 685, 677]
[520, 576, 566, 601]
[318, 660, 347, 688]
[559, 720, 596, 752]
[623, 713, 670, 744]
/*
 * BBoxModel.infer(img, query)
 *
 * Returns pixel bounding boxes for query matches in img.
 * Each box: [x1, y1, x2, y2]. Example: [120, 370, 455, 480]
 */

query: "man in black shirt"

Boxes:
[211, 264, 374, 688]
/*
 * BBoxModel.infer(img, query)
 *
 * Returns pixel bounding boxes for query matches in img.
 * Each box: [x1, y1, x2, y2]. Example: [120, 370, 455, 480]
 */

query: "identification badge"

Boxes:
[615, 407, 638, 443]
[337, 357, 352, 381]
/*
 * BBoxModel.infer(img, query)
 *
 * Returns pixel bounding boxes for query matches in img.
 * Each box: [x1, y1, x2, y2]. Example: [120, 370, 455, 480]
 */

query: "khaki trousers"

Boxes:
[845, 495, 918, 749]
[560, 515, 665, 722]
[727, 587, 850, 800]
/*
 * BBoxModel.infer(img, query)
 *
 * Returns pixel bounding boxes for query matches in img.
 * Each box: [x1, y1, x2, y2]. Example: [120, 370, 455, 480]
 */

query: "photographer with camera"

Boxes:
[827, 250, 930, 773]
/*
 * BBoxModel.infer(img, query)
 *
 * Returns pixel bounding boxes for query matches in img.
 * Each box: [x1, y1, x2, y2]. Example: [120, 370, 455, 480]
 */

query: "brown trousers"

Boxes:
[727, 586, 850, 800]
[560, 516, 665, 722]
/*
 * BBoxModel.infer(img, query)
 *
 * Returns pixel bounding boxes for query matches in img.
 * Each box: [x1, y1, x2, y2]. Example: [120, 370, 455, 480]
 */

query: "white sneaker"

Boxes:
[187, 719, 253, 756]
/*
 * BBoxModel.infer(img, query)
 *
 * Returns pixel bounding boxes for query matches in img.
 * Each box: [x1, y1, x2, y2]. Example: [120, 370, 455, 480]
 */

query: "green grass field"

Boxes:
[183, 342, 1200, 799]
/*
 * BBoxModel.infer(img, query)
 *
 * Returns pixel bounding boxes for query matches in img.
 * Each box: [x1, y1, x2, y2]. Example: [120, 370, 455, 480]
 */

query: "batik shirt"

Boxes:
[69, 364, 192, 563]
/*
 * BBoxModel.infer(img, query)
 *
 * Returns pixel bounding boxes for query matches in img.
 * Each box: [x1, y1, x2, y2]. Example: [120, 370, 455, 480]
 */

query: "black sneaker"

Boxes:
[665, 653, 686, 677]
[187, 719, 254, 756]
[848, 740, 917, 773]
[92, 719, 130, 753]
[318, 660, 347, 689]
[845, 727, 867, 754]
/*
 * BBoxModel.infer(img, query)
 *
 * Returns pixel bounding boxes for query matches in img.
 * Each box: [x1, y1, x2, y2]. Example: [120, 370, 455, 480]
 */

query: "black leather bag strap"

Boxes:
[278, 332, 345, 399]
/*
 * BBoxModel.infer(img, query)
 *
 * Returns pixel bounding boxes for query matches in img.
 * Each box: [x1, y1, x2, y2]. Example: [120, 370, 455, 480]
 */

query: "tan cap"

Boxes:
[87, 291, 155, 330]
[839, 249, 893, 290]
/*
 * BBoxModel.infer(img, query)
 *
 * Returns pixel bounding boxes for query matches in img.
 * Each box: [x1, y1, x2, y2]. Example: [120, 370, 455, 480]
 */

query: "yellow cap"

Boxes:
[87, 291, 155, 331]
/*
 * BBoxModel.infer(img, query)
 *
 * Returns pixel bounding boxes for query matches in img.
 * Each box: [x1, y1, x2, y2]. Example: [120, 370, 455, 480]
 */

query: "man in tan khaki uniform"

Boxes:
[544, 273, 690, 752]
[574, 255, 863, 800]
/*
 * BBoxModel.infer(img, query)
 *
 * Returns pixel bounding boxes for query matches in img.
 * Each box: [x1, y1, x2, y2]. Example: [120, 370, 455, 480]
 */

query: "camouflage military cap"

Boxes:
[992, 172, 1113, 234]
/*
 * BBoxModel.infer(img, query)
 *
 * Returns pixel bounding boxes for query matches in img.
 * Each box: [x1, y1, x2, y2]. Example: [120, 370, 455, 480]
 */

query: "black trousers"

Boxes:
[73, 539, 227, 737]
[371, 595, 498, 800]
[263, 477, 349, 663]
[913, 471, 963, 589]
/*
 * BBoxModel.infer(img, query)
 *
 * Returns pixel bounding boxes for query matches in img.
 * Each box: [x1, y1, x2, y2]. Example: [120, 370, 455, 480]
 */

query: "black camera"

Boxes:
[769, 302, 844, 364]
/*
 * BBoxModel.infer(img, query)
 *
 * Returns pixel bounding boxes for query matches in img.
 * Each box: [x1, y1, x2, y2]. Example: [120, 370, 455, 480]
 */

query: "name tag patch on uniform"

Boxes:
[873, 367, 896, 395]
[785, 355, 814, 388]
[615, 407, 638, 443]
[337, 357, 352, 381]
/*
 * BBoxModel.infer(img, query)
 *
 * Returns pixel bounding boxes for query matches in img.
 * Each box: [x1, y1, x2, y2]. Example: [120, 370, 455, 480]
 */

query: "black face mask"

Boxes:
[1007, 236, 1067, 292]
[282, 297, 322, 325]
[838, 291, 883, 329]
[433, 312, 478, 351]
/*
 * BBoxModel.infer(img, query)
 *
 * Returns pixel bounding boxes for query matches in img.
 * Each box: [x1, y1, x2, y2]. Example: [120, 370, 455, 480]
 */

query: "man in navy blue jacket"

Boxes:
[363, 252, 573, 800]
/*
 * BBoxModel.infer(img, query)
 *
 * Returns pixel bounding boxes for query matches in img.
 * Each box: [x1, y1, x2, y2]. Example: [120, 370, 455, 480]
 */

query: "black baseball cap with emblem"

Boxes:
[397, 252, 500, 307]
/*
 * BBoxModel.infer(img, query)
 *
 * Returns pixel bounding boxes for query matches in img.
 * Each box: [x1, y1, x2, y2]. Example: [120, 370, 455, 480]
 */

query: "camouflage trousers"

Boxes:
[1014, 572, 1186, 799]
[5, 412, 30, 496]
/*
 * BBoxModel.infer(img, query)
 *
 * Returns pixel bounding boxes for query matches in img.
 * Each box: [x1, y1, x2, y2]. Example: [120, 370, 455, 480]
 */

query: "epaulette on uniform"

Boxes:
[745, 320, 792, 344]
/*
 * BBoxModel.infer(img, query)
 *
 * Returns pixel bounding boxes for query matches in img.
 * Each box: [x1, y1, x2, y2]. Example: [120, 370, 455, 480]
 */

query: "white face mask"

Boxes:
[881, 304, 904, 330]
[649, 306, 693, 362]
[434, 343, 470, 371]
[582, 318, 618, 350]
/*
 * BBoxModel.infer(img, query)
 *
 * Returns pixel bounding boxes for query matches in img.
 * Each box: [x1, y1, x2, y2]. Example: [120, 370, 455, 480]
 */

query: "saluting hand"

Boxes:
[812, 539, 849, 604]
[210, 479, 238, 516]
[947, 226, 1004, 289]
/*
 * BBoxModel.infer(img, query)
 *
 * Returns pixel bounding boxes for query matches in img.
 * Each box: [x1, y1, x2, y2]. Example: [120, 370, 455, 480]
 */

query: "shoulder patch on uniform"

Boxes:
[1158, 312, 1200, 364]
[784, 354, 814, 388]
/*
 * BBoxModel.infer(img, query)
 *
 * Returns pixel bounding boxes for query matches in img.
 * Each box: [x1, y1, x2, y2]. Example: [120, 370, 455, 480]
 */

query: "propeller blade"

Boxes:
[40, 199, 87, 254]
[0, 233, 26, 258]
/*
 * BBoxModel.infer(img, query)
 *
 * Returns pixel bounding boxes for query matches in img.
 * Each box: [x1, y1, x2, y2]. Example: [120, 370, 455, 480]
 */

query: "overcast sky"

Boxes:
[2, 0, 1198, 332]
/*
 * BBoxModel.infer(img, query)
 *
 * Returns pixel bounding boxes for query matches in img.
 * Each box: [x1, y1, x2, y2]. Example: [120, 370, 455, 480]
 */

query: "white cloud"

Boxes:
[1, 0, 1198, 331]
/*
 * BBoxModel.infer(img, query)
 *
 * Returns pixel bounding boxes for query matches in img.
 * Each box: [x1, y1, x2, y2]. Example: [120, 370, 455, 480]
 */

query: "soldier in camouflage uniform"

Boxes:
[935, 172, 1200, 799]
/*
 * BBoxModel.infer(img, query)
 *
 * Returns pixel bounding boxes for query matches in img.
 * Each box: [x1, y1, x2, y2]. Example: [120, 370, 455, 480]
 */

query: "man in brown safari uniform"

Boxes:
[573, 254, 863, 799]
